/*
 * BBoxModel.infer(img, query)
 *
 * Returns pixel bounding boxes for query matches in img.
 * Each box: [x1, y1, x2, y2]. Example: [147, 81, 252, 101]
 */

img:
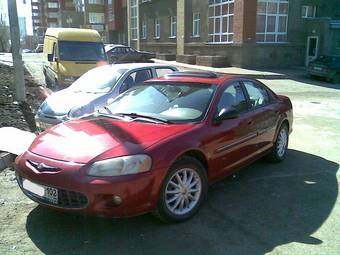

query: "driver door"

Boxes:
[205, 81, 258, 180]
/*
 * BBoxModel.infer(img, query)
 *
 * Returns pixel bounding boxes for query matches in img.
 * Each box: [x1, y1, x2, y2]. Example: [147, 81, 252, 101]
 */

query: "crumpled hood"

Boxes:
[41, 89, 101, 116]
[29, 117, 193, 163]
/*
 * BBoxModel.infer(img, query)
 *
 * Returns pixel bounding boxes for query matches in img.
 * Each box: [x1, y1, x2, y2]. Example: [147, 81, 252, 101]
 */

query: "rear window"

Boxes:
[315, 55, 340, 64]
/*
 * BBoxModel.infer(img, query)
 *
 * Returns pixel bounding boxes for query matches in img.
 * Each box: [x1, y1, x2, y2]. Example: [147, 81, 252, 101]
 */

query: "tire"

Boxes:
[44, 75, 51, 88]
[332, 73, 340, 84]
[154, 157, 208, 223]
[266, 123, 289, 163]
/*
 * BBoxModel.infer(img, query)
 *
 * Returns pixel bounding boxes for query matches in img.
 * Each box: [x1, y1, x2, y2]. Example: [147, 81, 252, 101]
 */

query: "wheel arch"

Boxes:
[176, 149, 209, 174]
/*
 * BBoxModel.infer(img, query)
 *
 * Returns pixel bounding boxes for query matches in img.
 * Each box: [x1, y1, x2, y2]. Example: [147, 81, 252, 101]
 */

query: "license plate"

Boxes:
[22, 179, 58, 204]
[314, 66, 322, 71]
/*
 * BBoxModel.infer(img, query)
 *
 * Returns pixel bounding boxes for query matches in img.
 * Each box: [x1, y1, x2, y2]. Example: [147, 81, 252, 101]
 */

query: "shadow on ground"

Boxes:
[25, 149, 338, 255]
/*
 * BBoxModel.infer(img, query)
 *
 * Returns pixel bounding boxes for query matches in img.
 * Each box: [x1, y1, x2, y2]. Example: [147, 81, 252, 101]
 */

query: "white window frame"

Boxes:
[192, 12, 200, 37]
[301, 5, 316, 18]
[154, 18, 160, 39]
[88, 12, 105, 24]
[169, 16, 177, 38]
[208, 0, 234, 44]
[47, 2, 58, 9]
[141, 18, 147, 39]
[88, 0, 104, 4]
[130, 0, 138, 40]
[256, 0, 289, 43]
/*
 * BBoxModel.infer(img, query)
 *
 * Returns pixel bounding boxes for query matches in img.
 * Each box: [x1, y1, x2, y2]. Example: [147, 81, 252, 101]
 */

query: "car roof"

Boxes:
[147, 72, 235, 85]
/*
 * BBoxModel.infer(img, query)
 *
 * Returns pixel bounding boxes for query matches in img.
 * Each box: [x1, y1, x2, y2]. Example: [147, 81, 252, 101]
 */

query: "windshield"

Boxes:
[59, 41, 106, 61]
[315, 55, 339, 64]
[69, 66, 126, 93]
[102, 82, 216, 123]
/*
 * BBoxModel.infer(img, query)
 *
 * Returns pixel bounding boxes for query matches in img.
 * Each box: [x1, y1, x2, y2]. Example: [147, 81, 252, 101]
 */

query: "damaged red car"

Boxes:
[15, 72, 293, 222]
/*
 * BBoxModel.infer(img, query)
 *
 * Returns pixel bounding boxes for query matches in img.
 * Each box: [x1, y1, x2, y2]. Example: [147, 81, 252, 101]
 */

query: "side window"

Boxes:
[119, 69, 152, 93]
[243, 81, 270, 108]
[217, 82, 248, 113]
[155, 68, 175, 77]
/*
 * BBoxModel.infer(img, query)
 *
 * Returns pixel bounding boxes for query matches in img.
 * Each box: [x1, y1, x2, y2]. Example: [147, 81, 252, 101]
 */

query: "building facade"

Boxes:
[129, 0, 340, 68]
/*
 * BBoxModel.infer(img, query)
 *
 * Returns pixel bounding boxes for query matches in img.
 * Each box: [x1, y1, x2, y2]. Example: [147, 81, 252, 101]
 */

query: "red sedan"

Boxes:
[15, 72, 293, 222]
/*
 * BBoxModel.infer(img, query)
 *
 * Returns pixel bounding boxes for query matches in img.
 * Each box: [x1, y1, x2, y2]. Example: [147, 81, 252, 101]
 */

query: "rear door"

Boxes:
[242, 80, 279, 153]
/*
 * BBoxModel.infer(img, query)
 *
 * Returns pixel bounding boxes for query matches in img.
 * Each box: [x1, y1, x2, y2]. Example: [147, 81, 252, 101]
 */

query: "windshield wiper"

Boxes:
[116, 112, 172, 124]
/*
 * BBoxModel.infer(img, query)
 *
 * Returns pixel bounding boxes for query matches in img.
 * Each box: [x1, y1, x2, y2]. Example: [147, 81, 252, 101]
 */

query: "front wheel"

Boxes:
[266, 123, 289, 162]
[154, 157, 208, 223]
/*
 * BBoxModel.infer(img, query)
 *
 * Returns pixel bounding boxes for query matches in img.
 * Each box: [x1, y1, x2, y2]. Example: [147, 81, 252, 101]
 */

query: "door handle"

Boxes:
[247, 120, 253, 125]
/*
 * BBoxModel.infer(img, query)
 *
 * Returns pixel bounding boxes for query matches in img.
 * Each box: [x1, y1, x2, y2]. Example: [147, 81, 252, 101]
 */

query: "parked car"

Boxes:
[35, 63, 177, 130]
[308, 55, 340, 83]
[34, 44, 43, 53]
[16, 71, 293, 222]
[105, 44, 156, 64]
[43, 28, 107, 90]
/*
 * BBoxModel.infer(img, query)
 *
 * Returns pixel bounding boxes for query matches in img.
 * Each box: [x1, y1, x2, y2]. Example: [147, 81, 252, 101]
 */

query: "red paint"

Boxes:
[15, 76, 293, 218]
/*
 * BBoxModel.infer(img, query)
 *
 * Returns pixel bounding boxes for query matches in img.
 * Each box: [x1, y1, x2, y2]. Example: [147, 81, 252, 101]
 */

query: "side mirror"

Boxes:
[47, 54, 53, 62]
[213, 107, 239, 125]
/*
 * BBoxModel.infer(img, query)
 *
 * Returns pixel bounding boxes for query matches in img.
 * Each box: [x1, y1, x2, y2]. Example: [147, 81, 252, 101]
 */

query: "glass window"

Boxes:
[154, 18, 160, 38]
[70, 66, 126, 94]
[208, 0, 234, 43]
[155, 68, 175, 77]
[141, 18, 147, 39]
[119, 69, 152, 93]
[105, 83, 217, 123]
[47, 2, 58, 8]
[170, 16, 177, 38]
[58, 41, 106, 61]
[88, 0, 104, 4]
[193, 12, 200, 37]
[302, 5, 316, 18]
[217, 82, 248, 113]
[130, 0, 138, 39]
[89, 12, 104, 24]
[256, 0, 289, 43]
[243, 81, 270, 108]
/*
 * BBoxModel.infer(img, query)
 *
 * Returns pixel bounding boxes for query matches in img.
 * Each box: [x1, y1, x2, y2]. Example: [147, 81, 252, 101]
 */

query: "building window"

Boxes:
[88, 0, 104, 4]
[208, 0, 234, 44]
[89, 13, 104, 24]
[256, 0, 289, 43]
[170, 16, 176, 38]
[48, 23, 58, 28]
[154, 18, 160, 39]
[141, 18, 147, 39]
[193, 12, 200, 37]
[32, 6, 39, 10]
[130, 0, 138, 40]
[47, 2, 58, 9]
[301, 5, 316, 18]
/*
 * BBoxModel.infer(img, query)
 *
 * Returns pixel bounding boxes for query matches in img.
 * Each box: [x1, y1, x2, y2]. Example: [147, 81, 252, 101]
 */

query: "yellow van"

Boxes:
[43, 28, 107, 90]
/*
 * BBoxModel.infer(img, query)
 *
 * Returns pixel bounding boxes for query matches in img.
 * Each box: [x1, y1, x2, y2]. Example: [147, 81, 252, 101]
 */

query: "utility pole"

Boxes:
[8, 0, 26, 102]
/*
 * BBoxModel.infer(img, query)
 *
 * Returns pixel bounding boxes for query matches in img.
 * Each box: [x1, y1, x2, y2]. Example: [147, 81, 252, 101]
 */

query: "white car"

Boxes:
[35, 63, 178, 130]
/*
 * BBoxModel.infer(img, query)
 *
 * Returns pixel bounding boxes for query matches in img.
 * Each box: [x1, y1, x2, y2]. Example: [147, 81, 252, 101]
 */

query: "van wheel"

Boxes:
[51, 79, 59, 91]
[153, 157, 208, 223]
[45, 75, 51, 88]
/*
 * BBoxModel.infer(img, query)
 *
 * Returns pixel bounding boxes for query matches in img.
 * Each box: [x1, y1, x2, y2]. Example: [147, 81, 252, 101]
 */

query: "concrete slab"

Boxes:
[0, 127, 36, 155]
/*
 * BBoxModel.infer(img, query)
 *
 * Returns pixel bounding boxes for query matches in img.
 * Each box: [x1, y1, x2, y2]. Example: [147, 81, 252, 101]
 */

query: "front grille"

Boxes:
[17, 175, 88, 209]
[27, 160, 60, 173]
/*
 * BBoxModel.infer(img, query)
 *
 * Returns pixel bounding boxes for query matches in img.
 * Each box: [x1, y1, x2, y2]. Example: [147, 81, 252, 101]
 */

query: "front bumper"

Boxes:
[15, 151, 163, 218]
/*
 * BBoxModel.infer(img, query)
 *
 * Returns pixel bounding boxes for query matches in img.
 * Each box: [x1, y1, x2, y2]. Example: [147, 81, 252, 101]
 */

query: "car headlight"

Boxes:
[87, 155, 152, 177]
[68, 106, 83, 119]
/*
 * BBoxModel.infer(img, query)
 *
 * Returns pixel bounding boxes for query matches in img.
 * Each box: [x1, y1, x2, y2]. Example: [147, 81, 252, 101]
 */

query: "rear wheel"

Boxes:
[154, 157, 208, 223]
[266, 123, 289, 162]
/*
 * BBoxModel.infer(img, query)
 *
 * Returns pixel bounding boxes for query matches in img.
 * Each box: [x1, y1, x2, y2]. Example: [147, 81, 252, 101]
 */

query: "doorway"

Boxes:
[306, 36, 319, 66]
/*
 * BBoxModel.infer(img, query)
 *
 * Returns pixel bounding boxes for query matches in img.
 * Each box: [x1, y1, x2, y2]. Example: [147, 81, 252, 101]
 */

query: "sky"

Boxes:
[0, 0, 33, 35]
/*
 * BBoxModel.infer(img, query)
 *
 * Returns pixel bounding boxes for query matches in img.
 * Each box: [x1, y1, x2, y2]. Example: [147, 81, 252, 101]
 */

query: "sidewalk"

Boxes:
[154, 59, 307, 79]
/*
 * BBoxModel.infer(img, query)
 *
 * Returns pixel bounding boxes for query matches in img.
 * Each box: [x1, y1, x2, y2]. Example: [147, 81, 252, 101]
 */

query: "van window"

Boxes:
[58, 41, 106, 61]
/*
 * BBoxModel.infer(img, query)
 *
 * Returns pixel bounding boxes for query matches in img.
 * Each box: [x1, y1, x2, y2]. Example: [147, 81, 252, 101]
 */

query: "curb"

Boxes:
[0, 152, 16, 172]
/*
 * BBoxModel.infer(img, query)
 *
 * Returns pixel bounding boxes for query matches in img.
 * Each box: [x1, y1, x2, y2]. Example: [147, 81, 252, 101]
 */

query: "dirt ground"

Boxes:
[0, 59, 339, 254]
